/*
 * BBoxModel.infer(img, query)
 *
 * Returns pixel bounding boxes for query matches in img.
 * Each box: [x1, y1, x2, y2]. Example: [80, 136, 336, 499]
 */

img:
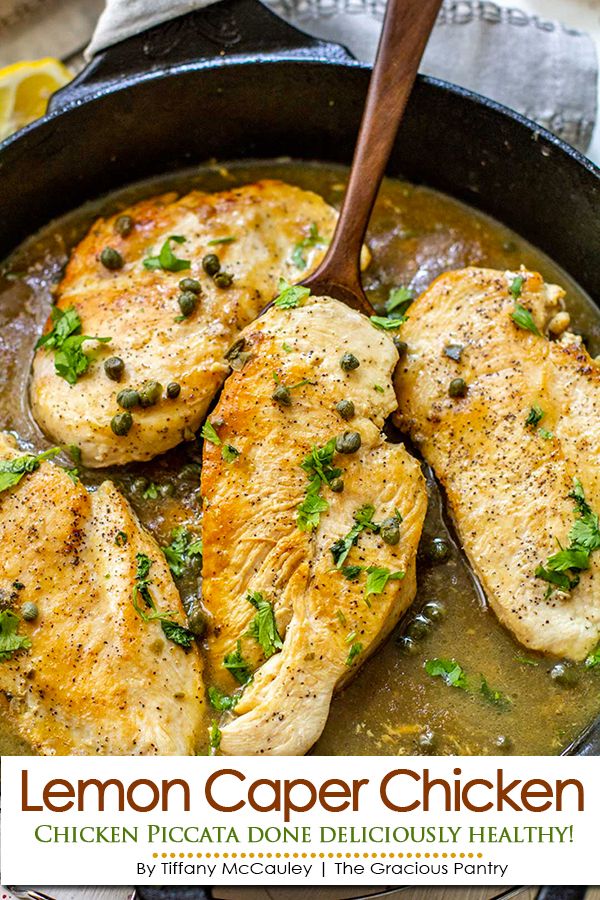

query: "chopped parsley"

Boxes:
[345, 641, 363, 667]
[207, 236, 236, 246]
[291, 222, 328, 270]
[201, 420, 221, 445]
[297, 438, 341, 531]
[364, 566, 405, 598]
[336, 610, 347, 626]
[480, 675, 512, 709]
[273, 278, 311, 309]
[66, 444, 82, 464]
[223, 640, 252, 684]
[340, 564, 363, 580]
[143, 235, 190, 272]
[386, 286, 413, 316]
[539, 428, 554, 441]
[331, 505, 379, 567]
[525, 404, 544, 427]
[373, 384, 384, 393]
[221, 444, 240, 463]
[131, 553, 194, 649]
[162, 526, 203, 578]
[35, 306, 111, 384]
[246, 592, 283, 658]
[0, 610, 32, 662]
[425, 657, 468, 690]
[0, 448, 60, 494]
[115, 531, 128, 547]
[370, 315, 405, 331]
[585, 644, 600, 669]
[509, 274, 525, 299]
[536, 479, 600, 596]
[511, 302, 540, 336]
[208, 686, 238, 710]
[63, 467, 79, 484]
[282, 342, 293, 353]
[209, 721, 222, 755]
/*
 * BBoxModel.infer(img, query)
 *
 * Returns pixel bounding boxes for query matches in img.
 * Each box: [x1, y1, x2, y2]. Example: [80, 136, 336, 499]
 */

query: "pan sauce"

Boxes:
[0, 159, 599, 757]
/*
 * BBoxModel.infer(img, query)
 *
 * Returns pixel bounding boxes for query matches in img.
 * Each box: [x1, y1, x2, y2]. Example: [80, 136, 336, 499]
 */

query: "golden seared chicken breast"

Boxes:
[395, 267, 600, 661]
[0, 433, 205, 754]
[30, 181, 337, 468]
[201, 293, 427, 755]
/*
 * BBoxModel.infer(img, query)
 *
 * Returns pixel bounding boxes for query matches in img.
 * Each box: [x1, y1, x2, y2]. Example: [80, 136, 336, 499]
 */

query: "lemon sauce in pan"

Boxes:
[0, 159, 599, 756]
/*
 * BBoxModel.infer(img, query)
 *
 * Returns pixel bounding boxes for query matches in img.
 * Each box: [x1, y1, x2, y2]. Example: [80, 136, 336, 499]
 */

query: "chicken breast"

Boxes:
[201, 296, 427, 755]
[394, 267, 600, 660]
[30, 180, 337, 468]
[0, 434, 205, 754]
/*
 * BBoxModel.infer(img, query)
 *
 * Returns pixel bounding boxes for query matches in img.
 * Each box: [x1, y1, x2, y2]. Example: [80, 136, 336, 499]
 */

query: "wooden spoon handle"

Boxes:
[303, 0, 442, 305]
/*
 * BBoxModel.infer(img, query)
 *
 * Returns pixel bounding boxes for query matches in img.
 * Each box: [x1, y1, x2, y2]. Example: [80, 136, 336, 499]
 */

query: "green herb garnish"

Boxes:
[526, 404, 544, 427]
[370, 315, 405, 331]
[297, 438, 341, 531]
[509, 274, 525, 299]
[209, 721, 222, 755]
[143, 482, 159, 500]
[162, 526, 203, 578]
[291, 223, 328, 270]
[201, 420, 221, 445]
[35, 307, 111, 384]
[480, 675, 512, 709]
[364, 566, 404, 598]
[511, 302, 540, 336]
[221, 444, 240, 463]
[207, 236, 236, 246]
[223, 639, 252, 684]
[208, 686, 238, 711]
[143, 235, 190, 272]
[246, 592, 283, 659]
[0, 610, 32, 662]
[115, 531, 128, 547]
[386, 286, 413, 316]
[585, 644, 600, 669]
[273, 278, 311, 309]
[131, 553, 194, 648]
[0, 448, 60, 494]
[331, 505, 379, 567]
[536, 479, 600, 596]
[425, 658, 468, 690]
[345, 641, 363, 667]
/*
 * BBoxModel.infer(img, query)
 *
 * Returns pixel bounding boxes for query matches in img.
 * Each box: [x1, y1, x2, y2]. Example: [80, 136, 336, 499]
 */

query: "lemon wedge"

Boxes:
[0, 57, 72, 142]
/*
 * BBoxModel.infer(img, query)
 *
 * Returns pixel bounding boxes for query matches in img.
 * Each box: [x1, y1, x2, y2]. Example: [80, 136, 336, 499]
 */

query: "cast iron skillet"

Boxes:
[0, 0, 599, 755]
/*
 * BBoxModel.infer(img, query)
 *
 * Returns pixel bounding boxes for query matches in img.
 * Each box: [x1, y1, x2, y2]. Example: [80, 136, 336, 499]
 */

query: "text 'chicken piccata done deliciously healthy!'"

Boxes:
[201, 291, 427, 755]
[0, 434, 205, 754]
[30, 181, 337, 467]
[394, 267, 600, 661]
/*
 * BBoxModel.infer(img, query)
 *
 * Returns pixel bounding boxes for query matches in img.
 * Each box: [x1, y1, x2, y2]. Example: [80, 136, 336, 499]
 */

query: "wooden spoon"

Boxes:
[302, 0, 443, 316]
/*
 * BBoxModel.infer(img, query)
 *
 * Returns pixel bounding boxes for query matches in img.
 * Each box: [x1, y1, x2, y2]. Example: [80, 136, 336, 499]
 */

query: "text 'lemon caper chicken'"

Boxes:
[394, 267, 600, 661]
[0, 433, 205, 754]
[30, 181, 337, 467]
[201, 291, 427, 755]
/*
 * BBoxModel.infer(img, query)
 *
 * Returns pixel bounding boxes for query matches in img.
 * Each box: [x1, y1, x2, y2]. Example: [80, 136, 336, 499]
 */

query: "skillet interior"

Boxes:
[0, 0, 599, 755]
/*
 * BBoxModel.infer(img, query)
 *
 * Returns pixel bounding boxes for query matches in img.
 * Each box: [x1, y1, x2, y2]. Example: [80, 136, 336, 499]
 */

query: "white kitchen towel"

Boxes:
[86, 0, 598, 152]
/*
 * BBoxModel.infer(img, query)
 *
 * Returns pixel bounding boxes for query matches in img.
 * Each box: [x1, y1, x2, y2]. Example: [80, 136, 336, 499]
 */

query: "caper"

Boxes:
[202, 253, 221, 276]
[335, 431, 361, 454]
[139, 381, 162, 408]
[335, 399, 355, 421]
[340, 352, 360, 372]
[330, 477, 344, 493]
[550, 662, 578, 687]
[407, 614, 432, 641]
[179, 277, 201, 294]
[396, 636, 418, 656]
[272, 385, 292, 406]
[166, 382, 181, 399]
[117, 389, 141, 410]
[132, 476, 149, 494]
[427, 536, 451, 564]
[381, 516, 401, 545]
[104, 356, 125, 382]
[187, 606, 207, 638]
[100, 247, 124, 270]
[494, 734, 513, 753]
[178, 291, 198, 317]
[422, 600, 445, 621]
[393, 338, 408, 357]
[159, 482, 175, 498]
[214, 271, 233, 289]
[114, 215, 134, 237]
[448, 377, 468, 398]
[417, 730, 437, 754]
[21, 602, 38, 621]
[111, 412, 133, 436]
